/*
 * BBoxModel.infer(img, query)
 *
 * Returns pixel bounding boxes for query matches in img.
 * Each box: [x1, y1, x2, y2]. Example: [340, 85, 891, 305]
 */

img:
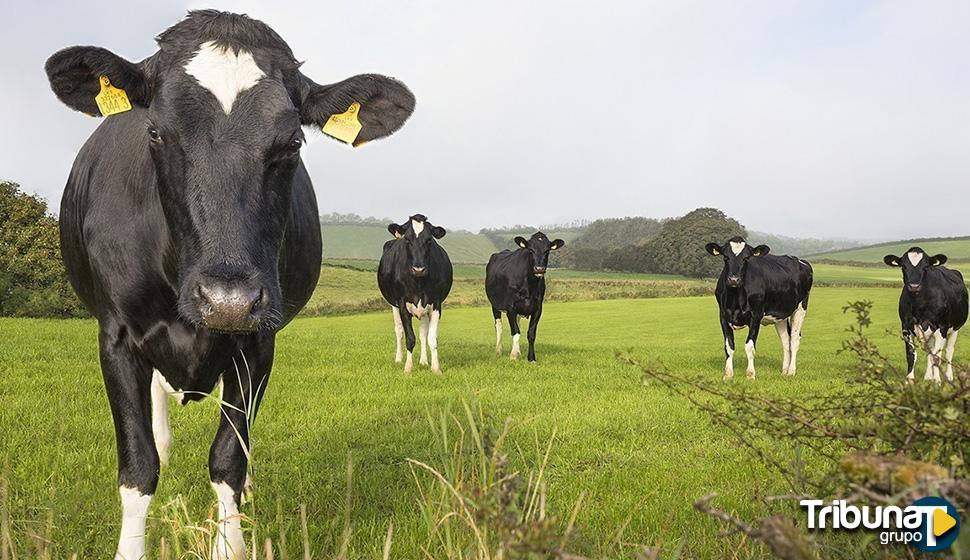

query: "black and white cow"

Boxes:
[378, 215, 453, 373]
[45, 11, 413, 559]
[705, 237, 813, 380]
[884, 248, 968, 382]
[485, 233, 565, 362]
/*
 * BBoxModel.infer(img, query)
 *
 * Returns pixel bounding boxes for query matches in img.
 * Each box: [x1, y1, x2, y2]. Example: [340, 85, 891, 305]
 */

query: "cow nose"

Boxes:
[727, 276, 741, 287]
[194, 281, 269, 332]
[533, 266, 546, 276]
[907, 283, 922, 293]
[412, 266, 427, 277]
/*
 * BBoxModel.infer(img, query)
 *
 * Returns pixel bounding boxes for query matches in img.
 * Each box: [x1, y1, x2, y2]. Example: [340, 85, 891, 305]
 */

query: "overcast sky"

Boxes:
[1, 1, 968, 240]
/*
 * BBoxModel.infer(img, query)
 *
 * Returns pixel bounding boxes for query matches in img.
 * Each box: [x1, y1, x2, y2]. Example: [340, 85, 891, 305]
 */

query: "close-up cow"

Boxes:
[884, 248, 968, 382]
[705, 237, 814, 380]
[377, 214, 453, 374]
[44, 10, 414, 560]
[485, 232, 565, 362]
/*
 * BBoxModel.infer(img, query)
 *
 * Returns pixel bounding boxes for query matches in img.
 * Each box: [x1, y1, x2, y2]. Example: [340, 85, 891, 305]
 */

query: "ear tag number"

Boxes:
[322, 102, 363, 146]
[95, 76, 132, 117]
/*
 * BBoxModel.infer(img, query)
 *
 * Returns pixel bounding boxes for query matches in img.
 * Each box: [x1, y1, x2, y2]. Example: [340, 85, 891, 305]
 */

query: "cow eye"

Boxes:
[147, 126, 162, 143]
[284, 137, 303, 154]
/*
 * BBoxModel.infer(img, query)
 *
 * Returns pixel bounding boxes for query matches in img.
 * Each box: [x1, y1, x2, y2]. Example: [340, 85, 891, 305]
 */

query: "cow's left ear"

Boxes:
[387, 223, 405, 238]
[45, 46, 151, 116]
[299, 73, 415, 147]
[550, 239, 566, 251]
[431, 226, 446, 239]
[931, 254, 948, 266]
[751, 245, 770, 257]
[514, 236, 528, 249]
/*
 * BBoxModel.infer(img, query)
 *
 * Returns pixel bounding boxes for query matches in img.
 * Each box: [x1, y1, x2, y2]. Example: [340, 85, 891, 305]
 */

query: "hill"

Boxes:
[809, 236, 970, 264]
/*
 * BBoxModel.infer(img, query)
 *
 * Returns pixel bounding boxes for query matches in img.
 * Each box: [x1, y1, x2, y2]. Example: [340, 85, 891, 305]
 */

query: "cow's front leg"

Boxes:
[944, 329, 959, 381]
[720, 316, 736, 380]
[924, 329, 945, 382]
[904, 329, 918, 381]
[745, 318, 763, 380]
[526, 305, 543, 362]
[508, 312, 522, 360]
[428, 306, 442, 373]
[99, 327, 158, 560]
[209, 341, 273, 560]
[391, 306, 404, 363]
[775, 320, 792, 375]
[399, 305, 416, 373]
[787, 303, 807, 376]
[419, 314, 430, 366]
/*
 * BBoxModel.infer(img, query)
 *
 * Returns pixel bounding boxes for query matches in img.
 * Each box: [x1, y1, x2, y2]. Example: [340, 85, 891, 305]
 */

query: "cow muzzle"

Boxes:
[727, 276, 742, 288]
[907, 283, 922, 294]
[533, 266, 546, 278]
[193, 280, 270, 332]
[412, 266, 427, 278]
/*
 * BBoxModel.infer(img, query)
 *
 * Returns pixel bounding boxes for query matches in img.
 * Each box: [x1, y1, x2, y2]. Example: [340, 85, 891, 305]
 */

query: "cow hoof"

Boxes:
[431, 366, 442, 375]
[241, 475, 253, 505]
[394, 355, 403, 364]
[723, 373, 734, 381]
[746, 371, 756, 380]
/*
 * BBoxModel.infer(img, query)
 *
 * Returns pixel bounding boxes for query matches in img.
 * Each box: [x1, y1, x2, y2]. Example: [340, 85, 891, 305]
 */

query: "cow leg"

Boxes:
[493, 307, 503, 356]
[526, 305, 543, 362]
[924, 329, 945, 382]
[391, 306, 404, 363]
[775, 321, 792, 376]
[99, 328, 158, 560]
[429, 307, 442, 373]
[745, 319, 763, 380]
[787, 303, 807, 376]
[904, 330, 918, 381]
[151, 369, 173, 466]
[508, 313, 522, 360]
[419, 314, 430, 366]
[944, 329, 959, 381]
[721, 317, 735, 380]
[399, 306, 416, 373]
[209, 340, 273, 560]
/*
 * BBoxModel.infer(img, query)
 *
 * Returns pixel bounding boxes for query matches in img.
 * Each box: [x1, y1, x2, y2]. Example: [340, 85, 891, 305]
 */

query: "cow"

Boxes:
[44, 11, 414, 559]
[486, 232, 565, 362]
[378, 215, 453, 374]
[884, 248, 968, 382]
[705, 237, 813, 380]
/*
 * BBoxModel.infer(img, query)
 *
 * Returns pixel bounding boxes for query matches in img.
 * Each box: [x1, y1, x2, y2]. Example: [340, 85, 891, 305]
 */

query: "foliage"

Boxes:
[559, 217, 662, 270]
[319, 212, 394, 226]
[0, 181, 85, 317]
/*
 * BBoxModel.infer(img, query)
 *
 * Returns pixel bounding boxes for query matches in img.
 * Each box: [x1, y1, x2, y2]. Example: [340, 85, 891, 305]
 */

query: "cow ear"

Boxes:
[299, 73, 415, 147]
[387, 224, 404, 239]
[550, 239, 566, 251]
[931, 254, 948, 266]
[705, 243, 722, 257]
[751, 245, 770, 257]
[431, 226, 446, 239]
[514, 236, 528, 249]
[884, 255, 901, 267]
[45, 46, 150, 116]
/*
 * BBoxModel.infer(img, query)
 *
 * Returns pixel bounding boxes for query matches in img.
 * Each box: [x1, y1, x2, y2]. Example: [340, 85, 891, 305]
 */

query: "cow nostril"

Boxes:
[251, 288, 270, 313]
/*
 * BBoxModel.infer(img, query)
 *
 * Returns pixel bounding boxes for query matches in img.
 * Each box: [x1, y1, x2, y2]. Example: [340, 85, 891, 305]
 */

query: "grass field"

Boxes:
[2, 283, 964, 558]
[810, 236, 970, 263]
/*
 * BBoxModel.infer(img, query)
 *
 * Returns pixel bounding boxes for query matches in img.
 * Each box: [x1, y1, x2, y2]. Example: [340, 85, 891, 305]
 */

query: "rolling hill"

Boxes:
[809, 236, 970, 264]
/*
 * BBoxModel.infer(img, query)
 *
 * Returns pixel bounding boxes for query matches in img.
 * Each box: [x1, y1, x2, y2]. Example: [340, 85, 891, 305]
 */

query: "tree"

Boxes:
[0, 181, 85, 317]
[641, 208, 747, 278]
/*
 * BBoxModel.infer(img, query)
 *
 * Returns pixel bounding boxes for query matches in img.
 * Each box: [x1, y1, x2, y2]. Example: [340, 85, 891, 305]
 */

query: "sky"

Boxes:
[1, 0, 968, 240]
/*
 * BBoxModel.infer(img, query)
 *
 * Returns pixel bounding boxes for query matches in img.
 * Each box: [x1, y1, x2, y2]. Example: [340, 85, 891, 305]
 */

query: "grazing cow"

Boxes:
[45, 11, 413, 559]
[378, 215, 453, 373]
[486, 233, 565, 362]
[705, 237, 813, 380]
[884, 248, 968, 381]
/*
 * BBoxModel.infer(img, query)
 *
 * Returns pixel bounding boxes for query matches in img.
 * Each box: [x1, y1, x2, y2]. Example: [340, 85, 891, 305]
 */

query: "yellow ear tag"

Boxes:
[95, 76, 132, 117]
[322, 102, 363, 146]
[394, 231, 402, 239]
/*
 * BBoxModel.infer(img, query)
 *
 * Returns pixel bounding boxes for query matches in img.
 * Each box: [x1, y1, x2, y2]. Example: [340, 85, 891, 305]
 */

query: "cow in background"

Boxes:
[884, 248, 968, 381]
[706, 237, 813, 380]
[378, 214, 453, 373]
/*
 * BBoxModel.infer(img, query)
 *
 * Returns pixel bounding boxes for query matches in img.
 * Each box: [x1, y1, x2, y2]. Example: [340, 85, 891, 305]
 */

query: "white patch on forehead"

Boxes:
[730, 241, 746, 256]
[907, 251, 924, 266]
[411, 219, 425, 235]
[184, 41, 265, 114]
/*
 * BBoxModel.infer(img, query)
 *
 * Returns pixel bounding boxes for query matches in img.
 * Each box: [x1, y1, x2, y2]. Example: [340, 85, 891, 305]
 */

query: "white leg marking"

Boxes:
[511, 333, 521, 360]
[419, 314, 430, 366]
[787, 303, 807, 376]
[724, 338, 735, 380]
[775, 321, 792, 375]
[944, 329, 959, 381]
[745, 339, 756, 380]
[494, 318, 503, 355]
[907, 330, 919, 380]
[116, 486, 151, 560]
[392, 307, 404, 363]
[404, 351, 414, 374]
[184, 41, 265, 114]
[151, 369, 172, 466]
[925, 329, 945, 382]
[429, 308, 441, 373]
[211, 482, 245, 560]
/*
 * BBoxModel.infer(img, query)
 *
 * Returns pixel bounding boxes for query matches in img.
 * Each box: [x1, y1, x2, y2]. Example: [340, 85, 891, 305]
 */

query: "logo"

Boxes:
[800, 497, 960, 552]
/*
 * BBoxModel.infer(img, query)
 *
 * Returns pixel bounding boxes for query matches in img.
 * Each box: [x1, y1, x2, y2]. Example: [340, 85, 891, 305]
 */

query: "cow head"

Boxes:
[705, 237, 770, 288]
[514, 233, 565, 278]
[45, 11, 415, 332]
[884, 248, 947, 294]
[387, 214, 446, 278]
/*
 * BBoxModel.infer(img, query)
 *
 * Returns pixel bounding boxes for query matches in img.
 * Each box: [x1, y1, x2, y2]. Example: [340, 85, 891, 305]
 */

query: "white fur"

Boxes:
[391, 306, 404, 363]
[116, 486, 151, 560]
[494, 318, 503, 355]
[184, 41, 265, 114]
[907, 251, 924, 266]
[151, 370, 172, 466]
[724, 338, 734, 380]
[404, 351, 414, 373]
[775, 321, 792, 375]
[211, 481, 245, 560]
[787, 303, 807, 375]
[411, 219, 425, 235]
[419, 314, 430, 366]
[925, 329, 945, 382]
[730, 241, 746, 256]
[406, 300, 429, 318]
[429, 308, 442, 373]
[511, 333, 521, 360]
[744, 339, 756, 379]
[945, 329, 959, 381]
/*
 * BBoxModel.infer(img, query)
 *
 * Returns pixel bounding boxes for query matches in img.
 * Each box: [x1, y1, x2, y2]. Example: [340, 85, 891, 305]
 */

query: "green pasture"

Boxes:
[810, 236, 970, 263]
[2, 283, 963, 558]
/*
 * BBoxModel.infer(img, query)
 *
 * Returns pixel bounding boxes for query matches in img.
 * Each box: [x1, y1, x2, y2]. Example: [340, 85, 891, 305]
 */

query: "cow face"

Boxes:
[388, 215, 446, 278]
[45, 11, 415, 332]
[705, 237, 770, 288]
[514, 233, 565, 278]
[884, 248, 947, 294]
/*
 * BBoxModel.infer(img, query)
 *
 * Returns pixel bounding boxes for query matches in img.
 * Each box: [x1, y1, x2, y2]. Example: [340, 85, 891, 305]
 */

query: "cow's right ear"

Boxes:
[298, 73, 415, 147]
[388, 224, 405, 239]
[45, 46, 151, 116]
[705, 243, 722, 257]
[884, 255, 901, 267]
[514, 236, 528, 249]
